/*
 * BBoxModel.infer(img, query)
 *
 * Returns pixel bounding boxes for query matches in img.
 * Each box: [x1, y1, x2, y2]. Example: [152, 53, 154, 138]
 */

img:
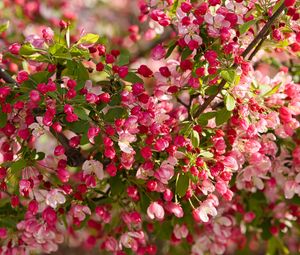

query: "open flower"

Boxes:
[46, 189, 66, 209]
[82, 160, 104, 180]
[147, 202, 165, 220]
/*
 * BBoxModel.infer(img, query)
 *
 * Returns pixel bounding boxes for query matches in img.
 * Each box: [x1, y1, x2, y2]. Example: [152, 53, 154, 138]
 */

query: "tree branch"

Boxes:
[131, 27, 173, 61]
[0, 68, 18, 85]
[50, 128, 86, 167]
[192, 3, 286, 119]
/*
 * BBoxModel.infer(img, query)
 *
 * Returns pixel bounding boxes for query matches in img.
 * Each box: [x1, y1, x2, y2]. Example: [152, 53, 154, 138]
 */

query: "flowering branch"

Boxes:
[0, 67, 86, 166]
[192, 3, 286, 119]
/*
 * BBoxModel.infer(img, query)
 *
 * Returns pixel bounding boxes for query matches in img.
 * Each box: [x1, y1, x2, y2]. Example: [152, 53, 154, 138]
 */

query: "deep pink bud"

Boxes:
[181, 2, 192, 13]
[54, 145, 65, 156]
[8, 43, 21, 55]
[98, 92, 111, 103]
[284, 0, 296, 7]
[11, 195, 19, 208]
[16, 71, 29, 83]
[29, 90, 41, 103]
[42, 206, 57, 225]
[137, 65, 153, 77]
[106, 163, 117, 177]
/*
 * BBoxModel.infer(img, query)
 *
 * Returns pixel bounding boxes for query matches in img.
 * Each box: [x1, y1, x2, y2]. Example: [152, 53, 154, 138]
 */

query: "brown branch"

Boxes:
[176, 96, 189, 108]
[50, 128, 86, 167]
[192, 3, 286, 119]
[247, 29, 270, 61]
[131, 27, 173, 61]
[0, 68, 18, 85]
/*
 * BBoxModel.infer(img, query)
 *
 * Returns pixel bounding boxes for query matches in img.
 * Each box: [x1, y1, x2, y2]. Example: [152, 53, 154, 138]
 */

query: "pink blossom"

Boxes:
[193, 199, 218, 223]
[46, 189, 66, 209]
[70, 205, 91, 222]
[154, 162, 174, 184]
[165, 202, 184, 218]
[82, 160, 104, 180]
[42, 27, 54, 42]
[147, 202, 165, 220]
[151, 44, 166, 60]
[173, 224, 188, 239]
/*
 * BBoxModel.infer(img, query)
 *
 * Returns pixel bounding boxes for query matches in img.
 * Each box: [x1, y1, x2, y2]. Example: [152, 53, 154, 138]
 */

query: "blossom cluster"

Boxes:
[0, 0, 299, 254]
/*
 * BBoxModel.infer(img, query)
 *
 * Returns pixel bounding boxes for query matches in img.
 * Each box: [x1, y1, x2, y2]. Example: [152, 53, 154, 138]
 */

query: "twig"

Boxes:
[131, 28, 173, 60]
[50, 128, 86, 167]
[176, 96, 189, 108]
[248, 29, 269, 61]
[192, 3, 286, 119]
[0, 68, 18, 85]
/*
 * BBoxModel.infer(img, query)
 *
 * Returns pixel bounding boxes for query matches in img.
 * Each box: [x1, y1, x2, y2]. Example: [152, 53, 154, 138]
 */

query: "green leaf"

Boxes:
[19, 43, 41, 56]
[124, 72, 143, 83]
[239, 20, 256, 34]
[69, 47, 90, 59]
[35, 152, 45, 161]
[155, 221, 172, 240]
[190, 130, 200, 148]
[0, 108, 7, 128]
[109, 94, 121, 106]
[224, 93, 236, 111]
[109, 176, 125, 196]
[0, 21, 9, 33]
[220, 69, 236, 84]
[77, 33, 100, 45]
[199, 151, 213, 158]
[261, 218, 272, 240]
[181, 48, 193, 60]
[10, 159, 27, 173]
[176, 174, 189, 197]
[266, 237, 277, 255]
[165, 41, 176, 58]
[64, 61, 89, 81]
[170, 0, 179, 15]
[197, 112, 216, 126]
[104, 107, 127, 123]
[74, 107, 90, 121]
[273, 0, 284, 13]
[262, 83, 281, 97]
[140, 192, 151, 213]
[215, 108, 232, 126]
[30, 71, 51, 84]
[205, 85, 218, 95]
[118, 51, 130, 66]
[179, 121, 192, 136]
[49, 44, 71, 60]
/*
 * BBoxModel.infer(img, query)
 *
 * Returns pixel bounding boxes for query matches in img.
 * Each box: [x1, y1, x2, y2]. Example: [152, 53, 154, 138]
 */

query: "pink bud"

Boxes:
[163, 188, 173, 201]
[42, 206, 57, 225]
[11, 195, 19, 208]
[29, 90, 40, 103]
[106, 163, 117, 177]
[151, 44, 166, 60]
[0, 228, 7, 239]
[42, 27, 54, 42]
[8, 43, 21, 55]
[244, 212, 256, 223]
[181, 2, 192, 13]
[28, 200, 39, 215]
[16, 71, 29, 83]
[54, 145, 65, 156]
[118, 66, 129, 78]
[137, 65, 153, 77]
